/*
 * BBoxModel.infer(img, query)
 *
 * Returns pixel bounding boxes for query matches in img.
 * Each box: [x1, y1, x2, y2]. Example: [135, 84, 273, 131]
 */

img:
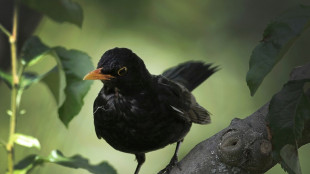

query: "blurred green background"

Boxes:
[1, 0, 310, 173]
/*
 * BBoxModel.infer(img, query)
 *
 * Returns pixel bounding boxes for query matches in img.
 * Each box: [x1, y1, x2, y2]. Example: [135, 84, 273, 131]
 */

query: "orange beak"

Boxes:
[83, 68, 115, 80]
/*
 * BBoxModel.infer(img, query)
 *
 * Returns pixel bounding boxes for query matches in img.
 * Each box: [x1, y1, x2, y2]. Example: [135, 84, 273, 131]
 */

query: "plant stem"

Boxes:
[0, 24, 11, 37]
[10, 2, 19, 86]
[6, 2, 20, 174]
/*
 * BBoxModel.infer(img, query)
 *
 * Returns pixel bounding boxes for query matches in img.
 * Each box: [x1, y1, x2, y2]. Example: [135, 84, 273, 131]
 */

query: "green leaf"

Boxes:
[267, 80, 310, 150]
[18, 36, 93, 127]
[46, 150, 117, 174]
[22, 0, 83, 27]
[20, 36, 50, 67]
[246, 5, 310, 96]
[280, 144, 302, 174]
[21, 36, 93, 127]
[13, 155, 43, 174]
[53, 47, 94, 126]
[13, 150, 116, 174]
[266, 79, 310, 173]
[12, 133, 41, 150]
[41, 66, 66, 107]
[0, 69, 12, 88]
[19, 36, 67, 108]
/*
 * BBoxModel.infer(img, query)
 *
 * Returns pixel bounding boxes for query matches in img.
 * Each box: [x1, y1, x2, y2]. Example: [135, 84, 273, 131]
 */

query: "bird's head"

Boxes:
[84, 48, 151, 91]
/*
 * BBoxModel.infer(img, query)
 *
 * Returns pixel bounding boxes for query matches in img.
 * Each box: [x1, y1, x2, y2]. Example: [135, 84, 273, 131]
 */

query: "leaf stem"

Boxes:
[6, 2, 20, 174]
[0, 24, 11, 37]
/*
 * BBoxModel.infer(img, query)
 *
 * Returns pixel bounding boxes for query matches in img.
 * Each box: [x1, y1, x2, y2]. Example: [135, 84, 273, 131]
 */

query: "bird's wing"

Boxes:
[157, 76, 211, 124]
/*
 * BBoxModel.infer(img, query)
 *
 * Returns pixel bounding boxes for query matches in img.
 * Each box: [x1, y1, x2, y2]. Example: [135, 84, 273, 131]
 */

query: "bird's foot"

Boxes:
[157, 155, 180, 174]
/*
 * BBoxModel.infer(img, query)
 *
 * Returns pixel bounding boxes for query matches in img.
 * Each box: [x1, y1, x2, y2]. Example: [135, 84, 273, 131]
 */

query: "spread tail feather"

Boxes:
[162, 61, 218, 91]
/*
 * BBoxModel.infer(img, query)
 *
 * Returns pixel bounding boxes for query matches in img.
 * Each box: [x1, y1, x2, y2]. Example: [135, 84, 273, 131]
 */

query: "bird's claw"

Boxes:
[158, 156, 180, 174]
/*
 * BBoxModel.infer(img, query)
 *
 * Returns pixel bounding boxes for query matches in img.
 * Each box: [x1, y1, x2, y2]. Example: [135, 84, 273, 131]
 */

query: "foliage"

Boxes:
[246, 5, 310, 96]
[13, 150, 116, 174]
[20, 37, 94, 126]
[0, 0, 115, 173]
[0, 70, 12, 88]
[12, 133, 41, 150]
[247, 4, 310, 174]
[22, 0, 83, 27]
[266, 80, 310, 174]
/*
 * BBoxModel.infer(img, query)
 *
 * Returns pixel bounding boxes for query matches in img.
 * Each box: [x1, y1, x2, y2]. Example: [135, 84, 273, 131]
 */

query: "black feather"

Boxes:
[90, 48, 219, 174]
[162, 61, 218, 91]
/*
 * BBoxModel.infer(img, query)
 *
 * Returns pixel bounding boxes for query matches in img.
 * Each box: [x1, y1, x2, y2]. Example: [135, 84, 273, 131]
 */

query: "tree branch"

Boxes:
[169, 62, 310, 174]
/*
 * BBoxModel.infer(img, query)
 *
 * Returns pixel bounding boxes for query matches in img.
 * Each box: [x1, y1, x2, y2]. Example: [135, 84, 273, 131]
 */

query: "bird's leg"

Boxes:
[168, 140, 182, 166]
[134, 153, 145, 174]
[158, 140, 183, 174]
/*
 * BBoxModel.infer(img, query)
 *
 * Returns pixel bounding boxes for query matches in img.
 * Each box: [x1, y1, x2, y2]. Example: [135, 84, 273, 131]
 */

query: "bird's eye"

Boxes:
[117, 67, 128, 76]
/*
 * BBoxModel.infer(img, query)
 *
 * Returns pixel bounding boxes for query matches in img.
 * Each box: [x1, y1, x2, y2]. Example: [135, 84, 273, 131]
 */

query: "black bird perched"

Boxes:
[83, 48, 218, 174]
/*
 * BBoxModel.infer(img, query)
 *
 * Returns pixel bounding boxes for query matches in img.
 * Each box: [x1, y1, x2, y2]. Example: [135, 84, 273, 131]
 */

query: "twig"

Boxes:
[0, 24, 11, 37]
[6, 1, 20, 174]
[9, 1, 19, 85]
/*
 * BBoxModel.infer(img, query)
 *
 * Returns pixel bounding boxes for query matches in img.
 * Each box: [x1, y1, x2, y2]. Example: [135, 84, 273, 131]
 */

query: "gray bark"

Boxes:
[169, 62, 310, 174]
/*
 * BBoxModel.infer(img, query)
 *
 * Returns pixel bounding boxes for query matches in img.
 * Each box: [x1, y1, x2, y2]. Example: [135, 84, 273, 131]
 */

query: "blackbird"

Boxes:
[83, 48, 217, 174]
